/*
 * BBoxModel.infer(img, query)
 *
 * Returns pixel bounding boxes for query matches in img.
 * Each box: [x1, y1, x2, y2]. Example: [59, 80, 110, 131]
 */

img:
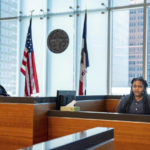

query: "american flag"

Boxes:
[79, 13, 89, 96]
[20, 19, 39, 96]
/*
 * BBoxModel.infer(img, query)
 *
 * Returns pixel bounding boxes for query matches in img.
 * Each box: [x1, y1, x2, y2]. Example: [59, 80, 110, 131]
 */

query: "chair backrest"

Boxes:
[56, 90, 76, 110]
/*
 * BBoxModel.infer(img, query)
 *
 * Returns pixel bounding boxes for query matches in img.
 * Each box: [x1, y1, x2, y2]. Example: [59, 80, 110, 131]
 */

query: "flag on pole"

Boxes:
[79, 13, 89, 96]
[20, 18, 39, 96]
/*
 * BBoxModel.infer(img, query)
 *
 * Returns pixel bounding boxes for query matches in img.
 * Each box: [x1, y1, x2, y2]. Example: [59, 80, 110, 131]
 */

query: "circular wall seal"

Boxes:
[47, 29, 69, 53]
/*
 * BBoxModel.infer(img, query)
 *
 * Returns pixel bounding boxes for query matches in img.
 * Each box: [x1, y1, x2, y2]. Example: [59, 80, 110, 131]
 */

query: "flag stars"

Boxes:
[20, 19, 39, 96]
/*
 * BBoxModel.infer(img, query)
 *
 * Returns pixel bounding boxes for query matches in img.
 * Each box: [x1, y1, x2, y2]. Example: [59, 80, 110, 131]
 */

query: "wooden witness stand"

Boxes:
[48, 111, 150, 150]
[0, 96, 149, 150]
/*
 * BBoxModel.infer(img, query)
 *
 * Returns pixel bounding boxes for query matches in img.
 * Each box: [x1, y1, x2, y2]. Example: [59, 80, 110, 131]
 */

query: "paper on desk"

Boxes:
[66, 100, 76, 107]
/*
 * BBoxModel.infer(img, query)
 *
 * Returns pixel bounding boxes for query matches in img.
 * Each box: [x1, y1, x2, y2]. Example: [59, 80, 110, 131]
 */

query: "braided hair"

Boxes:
[123, 77, 150, 114]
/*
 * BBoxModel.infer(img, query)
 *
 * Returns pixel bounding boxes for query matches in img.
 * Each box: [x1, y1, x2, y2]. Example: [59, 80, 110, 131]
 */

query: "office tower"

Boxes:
[0, 0, 18, 95]
[129, 8, 143, 85]
[147, 8, 150, 86]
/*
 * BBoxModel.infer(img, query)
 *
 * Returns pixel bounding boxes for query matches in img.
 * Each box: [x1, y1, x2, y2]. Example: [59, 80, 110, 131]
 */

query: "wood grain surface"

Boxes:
[0, 103, 53, 150]
[33, 104, 52, 143]
[75, 99, 120, 112]
[105, 99, 120, 112]
[48, 116, 150, 150]
[76, 100, 105, 112]
[0, 103, 33, 150]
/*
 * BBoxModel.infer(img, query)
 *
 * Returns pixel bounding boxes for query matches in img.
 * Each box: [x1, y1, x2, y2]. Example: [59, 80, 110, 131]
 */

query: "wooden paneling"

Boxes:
[0, 103, 33, 150]
[75, 99, 120, 112]
[76, 100, 105, 112]
[105, 99, 120, 112]
[48, 103, 56, 110]
[48, 117, 150, 150]
[0, 97, 124, 149]
[33, 104, 52, 144]
[0, 103, 53, 150]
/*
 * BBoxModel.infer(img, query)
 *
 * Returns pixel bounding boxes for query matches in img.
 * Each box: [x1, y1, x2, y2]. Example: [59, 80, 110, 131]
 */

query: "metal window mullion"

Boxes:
[143, 0, 147, 79]
[110, 3, 144, 11]
[0, 8, 107, 21]
[107, 0, 111, 95]
[74, 0, 78, 92]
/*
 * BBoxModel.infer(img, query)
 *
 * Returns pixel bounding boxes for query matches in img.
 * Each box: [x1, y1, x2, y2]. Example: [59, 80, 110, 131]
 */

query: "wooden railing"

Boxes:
[48, 110, 150, 150]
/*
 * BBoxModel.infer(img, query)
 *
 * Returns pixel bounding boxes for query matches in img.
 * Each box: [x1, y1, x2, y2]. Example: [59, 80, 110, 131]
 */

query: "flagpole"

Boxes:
[85, 2, 87, 96]
[79, 2, 89, 96]
[20, 9, 39, 96]
[84, 3, 87, 96]
[30, 10, 35, 19]
[85, 8, 87, 96]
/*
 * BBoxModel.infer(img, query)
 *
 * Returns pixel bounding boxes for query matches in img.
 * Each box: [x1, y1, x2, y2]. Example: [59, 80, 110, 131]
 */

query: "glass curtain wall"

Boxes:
[1, 0, 150, 96]
[20, 0, 108, 96]
[0, 0, 19, 95]
[46, 0, 108, 96]
[110, 0, 150, 95]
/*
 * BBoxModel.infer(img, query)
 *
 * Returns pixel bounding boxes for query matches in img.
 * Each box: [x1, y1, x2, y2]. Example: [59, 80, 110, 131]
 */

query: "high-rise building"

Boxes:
[129, 6, 143, 85]
[147, 8, 150, 86]
[0, 0, 18, 95]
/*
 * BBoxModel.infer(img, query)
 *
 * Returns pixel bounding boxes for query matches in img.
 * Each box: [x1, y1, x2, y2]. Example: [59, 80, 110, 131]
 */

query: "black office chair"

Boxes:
[0, 85, 9, 96]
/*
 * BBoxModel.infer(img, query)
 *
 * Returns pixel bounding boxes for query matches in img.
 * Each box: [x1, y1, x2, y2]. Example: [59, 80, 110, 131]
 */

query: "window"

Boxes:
[2, 0, 150, 96]
[111, 0, 144, 7]
[111, 7, 144, 94]
[0, 19, 18, 95]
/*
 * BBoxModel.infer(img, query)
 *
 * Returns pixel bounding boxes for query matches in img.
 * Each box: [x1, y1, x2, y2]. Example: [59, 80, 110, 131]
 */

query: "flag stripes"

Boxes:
[20, 19, 39, 96]
[79, 13, 89, 96]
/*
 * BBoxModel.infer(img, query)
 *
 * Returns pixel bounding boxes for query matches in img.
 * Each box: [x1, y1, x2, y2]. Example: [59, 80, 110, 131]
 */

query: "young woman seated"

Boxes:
[116, 77, 150, 114]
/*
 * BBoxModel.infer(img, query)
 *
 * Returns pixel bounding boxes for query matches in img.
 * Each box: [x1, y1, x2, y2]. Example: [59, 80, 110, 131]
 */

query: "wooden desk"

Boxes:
[48, 110, 150, 150]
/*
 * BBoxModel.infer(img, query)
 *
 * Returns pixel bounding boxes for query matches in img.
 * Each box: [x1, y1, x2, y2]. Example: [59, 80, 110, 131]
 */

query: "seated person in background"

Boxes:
[0, 85, 9, 96]
[116, 77, 150, 114]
